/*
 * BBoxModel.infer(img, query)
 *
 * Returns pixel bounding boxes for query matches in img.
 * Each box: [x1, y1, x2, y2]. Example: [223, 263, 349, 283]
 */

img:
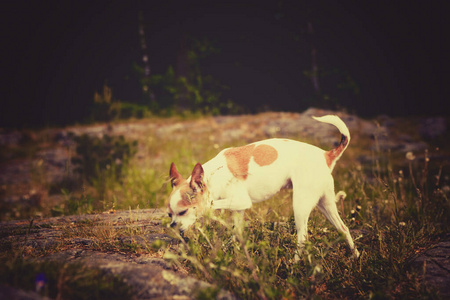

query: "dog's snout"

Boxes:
[170, 222, 177, 228]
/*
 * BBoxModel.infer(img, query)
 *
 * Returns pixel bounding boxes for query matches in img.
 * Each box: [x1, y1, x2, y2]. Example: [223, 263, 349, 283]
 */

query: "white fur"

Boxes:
[168, 115, 360, 259]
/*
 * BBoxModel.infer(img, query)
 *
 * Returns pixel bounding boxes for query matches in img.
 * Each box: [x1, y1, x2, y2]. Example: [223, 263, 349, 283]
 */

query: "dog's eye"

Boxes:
[168, 213, 172, 218]
[178, 209, 188, 216]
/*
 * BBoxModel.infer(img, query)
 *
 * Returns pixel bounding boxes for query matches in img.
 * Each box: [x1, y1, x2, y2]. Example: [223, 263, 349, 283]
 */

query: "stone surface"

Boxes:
[419, 117, 447, 140]
[410, 233, 450, 298]
[0, 209, 237, 300]
[0, 284, 51, 300]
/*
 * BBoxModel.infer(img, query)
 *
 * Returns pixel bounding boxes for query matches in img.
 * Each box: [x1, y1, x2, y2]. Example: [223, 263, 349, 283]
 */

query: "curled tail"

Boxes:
[312, 115, 350, 171]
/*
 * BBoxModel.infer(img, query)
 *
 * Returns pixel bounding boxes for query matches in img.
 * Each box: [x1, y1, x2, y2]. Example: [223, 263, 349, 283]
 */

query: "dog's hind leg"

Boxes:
[292, 188, 321, 261]
[318, 190, 360, 258]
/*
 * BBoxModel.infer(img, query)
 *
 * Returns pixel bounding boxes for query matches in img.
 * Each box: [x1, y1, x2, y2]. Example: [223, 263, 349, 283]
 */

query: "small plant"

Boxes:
[92, 84, 119, 122]
[71, 133, 137, 183]
[51, 189, 95, 216]
[68, 132, 137, 212]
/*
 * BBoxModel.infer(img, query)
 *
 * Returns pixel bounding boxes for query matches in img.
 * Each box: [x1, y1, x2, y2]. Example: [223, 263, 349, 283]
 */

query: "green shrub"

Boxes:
[67, 133, 138, 212]
[71, 134, 137, 184]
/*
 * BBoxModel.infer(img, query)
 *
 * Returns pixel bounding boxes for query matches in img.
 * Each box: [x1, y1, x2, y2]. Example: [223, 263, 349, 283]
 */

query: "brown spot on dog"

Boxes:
[224, 144, 255, 180]
[324, 152, 333, 168]
[253, 144, 278, 166]
[325, 134, 348, 168]
[225, 144, 278, 180]
[177, 186, 197, 208]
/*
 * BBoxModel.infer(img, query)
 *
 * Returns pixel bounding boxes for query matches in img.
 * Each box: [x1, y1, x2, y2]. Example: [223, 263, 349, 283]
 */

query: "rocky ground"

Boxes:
[0, 209, 448, 299]
[0, 209, 237, 299]
[0, 108, 449, 298]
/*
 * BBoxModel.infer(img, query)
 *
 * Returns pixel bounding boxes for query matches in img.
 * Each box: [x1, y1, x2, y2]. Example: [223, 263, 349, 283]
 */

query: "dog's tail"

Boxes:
[312, 115, 350, 171]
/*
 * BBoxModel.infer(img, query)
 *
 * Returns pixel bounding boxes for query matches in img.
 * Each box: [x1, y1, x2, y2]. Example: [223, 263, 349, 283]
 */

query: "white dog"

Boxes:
[167, 115, 360, 258]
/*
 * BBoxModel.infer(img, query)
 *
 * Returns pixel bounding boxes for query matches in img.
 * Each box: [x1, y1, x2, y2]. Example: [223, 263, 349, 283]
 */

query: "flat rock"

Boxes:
[410, 233, 450, 298]
[0, 209, 237, 300]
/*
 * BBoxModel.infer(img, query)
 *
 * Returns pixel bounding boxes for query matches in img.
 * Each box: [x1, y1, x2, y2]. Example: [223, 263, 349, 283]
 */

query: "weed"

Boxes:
[56, 189, 96, 216]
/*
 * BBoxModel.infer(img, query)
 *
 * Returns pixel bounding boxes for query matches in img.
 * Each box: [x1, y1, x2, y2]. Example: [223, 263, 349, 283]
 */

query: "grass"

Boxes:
[0, 113, 449, 298]
[159, 146, 448, 299]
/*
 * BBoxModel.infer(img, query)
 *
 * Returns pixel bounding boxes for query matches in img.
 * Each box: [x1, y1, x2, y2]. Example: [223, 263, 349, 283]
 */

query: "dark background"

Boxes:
[1, 0, 444, 128]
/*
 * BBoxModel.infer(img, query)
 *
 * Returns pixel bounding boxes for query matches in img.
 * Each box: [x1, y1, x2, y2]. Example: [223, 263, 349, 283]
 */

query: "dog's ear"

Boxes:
[169, 163, 183, 187]
[190, 163, 204, 192]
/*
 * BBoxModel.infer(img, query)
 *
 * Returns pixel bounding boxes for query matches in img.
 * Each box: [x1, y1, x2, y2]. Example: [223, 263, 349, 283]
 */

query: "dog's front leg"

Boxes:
[211, 196, 250, 233]
[211, 183, 252, 211]
[212, 196, 252, 211]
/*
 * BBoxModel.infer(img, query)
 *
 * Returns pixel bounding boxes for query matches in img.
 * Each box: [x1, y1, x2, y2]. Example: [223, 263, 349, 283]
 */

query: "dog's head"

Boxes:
[167, 162, 205, 231]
